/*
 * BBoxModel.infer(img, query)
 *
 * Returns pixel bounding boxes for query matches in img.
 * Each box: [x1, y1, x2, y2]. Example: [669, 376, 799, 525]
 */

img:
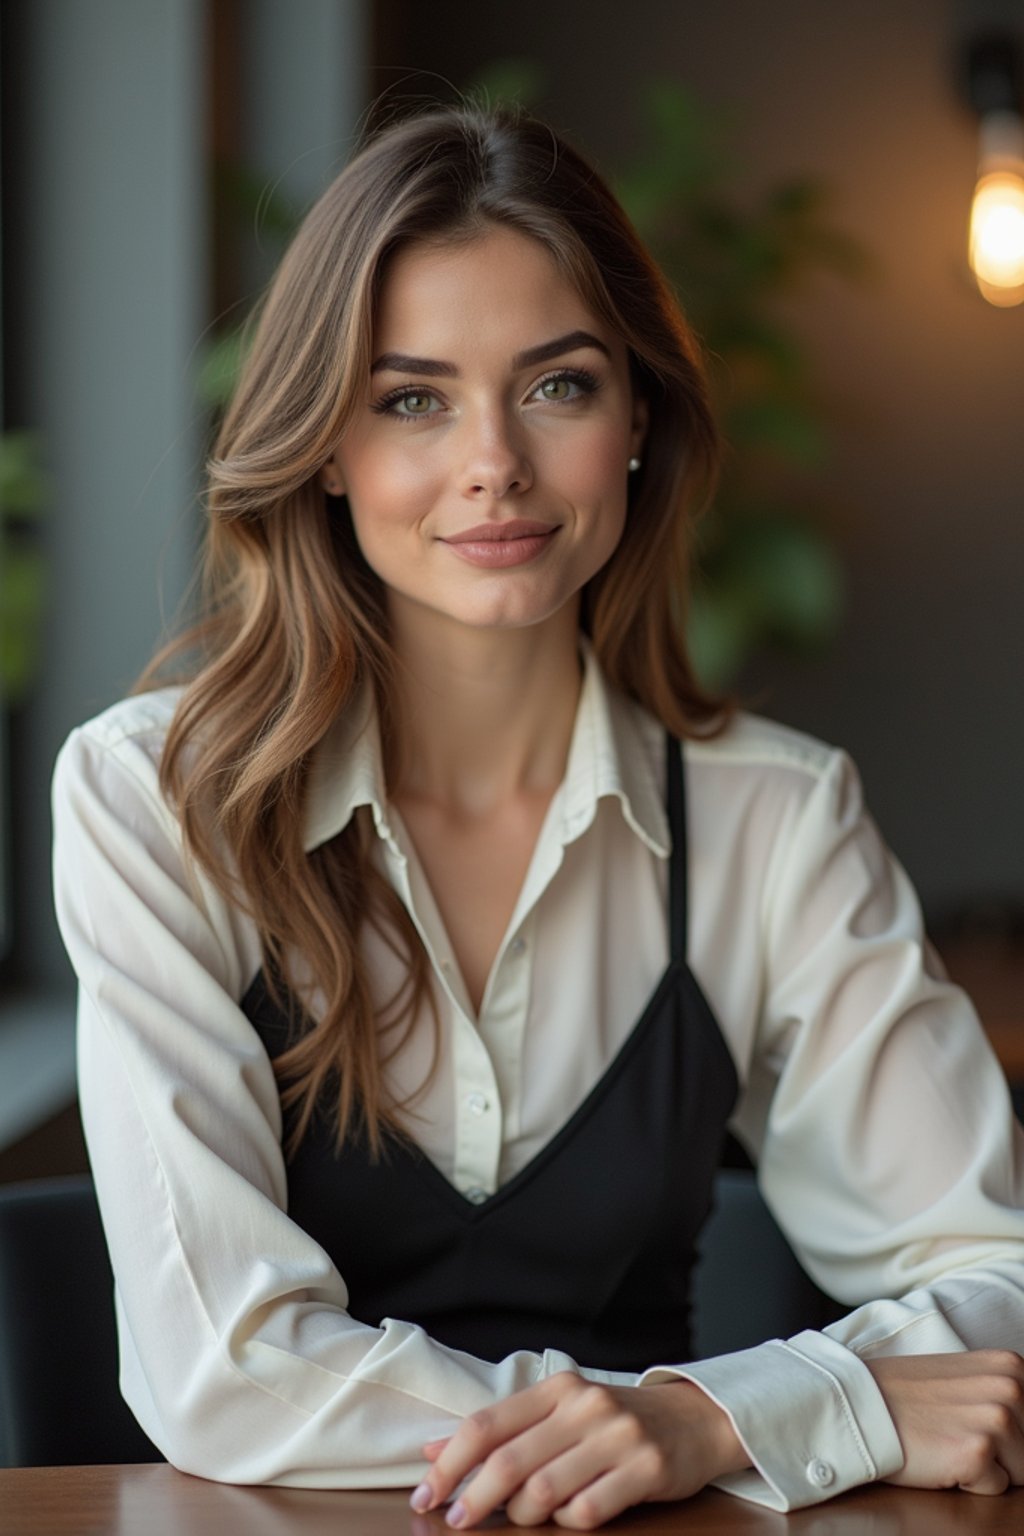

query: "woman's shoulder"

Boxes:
[53, 686, 264, 1003]
[54, 687, 186, 815]
[673, 711, 908, 959]
[680, 709, 860, 846]
[69, 686, 185, 750]
[684, 708, 842, 780]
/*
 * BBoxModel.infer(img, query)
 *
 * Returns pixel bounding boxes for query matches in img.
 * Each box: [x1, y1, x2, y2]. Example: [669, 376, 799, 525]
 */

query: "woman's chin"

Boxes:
[388, 587, 582, 640]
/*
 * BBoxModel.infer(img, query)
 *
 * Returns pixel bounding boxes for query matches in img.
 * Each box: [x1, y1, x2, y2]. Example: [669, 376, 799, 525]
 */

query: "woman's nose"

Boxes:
[458, 411, 533, 500]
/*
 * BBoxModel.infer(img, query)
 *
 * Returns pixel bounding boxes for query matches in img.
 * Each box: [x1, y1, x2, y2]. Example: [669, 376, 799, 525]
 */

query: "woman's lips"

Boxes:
[441, 521, 559, 568]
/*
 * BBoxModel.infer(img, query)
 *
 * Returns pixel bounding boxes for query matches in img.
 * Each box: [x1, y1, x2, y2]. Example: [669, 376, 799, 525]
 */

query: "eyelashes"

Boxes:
[533, 366, 601, 404]
[371, 386, 438, 419]
[371, 366, 603, 421]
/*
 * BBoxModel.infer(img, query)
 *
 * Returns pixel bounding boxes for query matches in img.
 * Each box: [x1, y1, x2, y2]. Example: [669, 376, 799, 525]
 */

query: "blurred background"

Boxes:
[0, 0, 1021, 1181]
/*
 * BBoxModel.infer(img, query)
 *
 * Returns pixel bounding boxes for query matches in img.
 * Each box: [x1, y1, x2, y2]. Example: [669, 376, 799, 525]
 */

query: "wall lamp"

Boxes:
[964, 32, 1024, 306]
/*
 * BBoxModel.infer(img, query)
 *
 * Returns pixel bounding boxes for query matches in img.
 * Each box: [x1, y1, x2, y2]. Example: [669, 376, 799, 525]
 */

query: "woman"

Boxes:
[53, 104, 1024, 1529]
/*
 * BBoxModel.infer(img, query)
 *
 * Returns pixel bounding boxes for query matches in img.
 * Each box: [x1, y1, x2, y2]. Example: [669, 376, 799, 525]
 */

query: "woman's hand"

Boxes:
[868, 1351, 1024, 1495]
[408, 1371, 748, 1530]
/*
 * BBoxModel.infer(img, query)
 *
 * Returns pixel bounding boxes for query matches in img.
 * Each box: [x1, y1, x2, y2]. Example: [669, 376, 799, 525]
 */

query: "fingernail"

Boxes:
[409, 1482, 432, 1512]
[446, 1500, 468, 1528]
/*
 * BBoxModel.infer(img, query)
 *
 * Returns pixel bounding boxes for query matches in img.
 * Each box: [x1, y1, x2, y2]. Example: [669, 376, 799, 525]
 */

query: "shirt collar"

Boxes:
[302, 639, 671, 859]
[302, 686, 392, 853]
[557, 637, 670, 858]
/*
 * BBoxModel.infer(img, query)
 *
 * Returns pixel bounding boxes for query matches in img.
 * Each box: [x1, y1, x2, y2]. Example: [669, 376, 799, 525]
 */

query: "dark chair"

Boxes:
[0, 1167, 834, 1467]
[0, 1174, 161, 1467]
[693, 1167, 841, 1357]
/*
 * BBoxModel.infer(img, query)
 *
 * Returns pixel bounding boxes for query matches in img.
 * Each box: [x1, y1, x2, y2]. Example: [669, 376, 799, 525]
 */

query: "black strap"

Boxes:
[666, 733, 688, 965]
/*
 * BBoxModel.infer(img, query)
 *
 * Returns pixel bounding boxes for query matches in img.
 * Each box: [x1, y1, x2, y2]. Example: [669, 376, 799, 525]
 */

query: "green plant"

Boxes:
[0, 432, 49, 705]
[612, 83, 869, 686]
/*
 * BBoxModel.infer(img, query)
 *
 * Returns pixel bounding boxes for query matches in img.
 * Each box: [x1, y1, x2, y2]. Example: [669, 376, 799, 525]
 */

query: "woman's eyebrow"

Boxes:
[370, 330, 612, 377]
[371, 352, 457, 378]
[514, 330, 612, 369]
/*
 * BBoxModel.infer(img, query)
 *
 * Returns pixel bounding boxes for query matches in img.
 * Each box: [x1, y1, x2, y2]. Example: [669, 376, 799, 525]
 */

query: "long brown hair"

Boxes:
[139, 103, 730, 1156]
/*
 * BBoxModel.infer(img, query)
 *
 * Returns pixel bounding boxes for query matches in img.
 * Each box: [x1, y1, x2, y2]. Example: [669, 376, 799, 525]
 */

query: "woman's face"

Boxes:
[322, 226, 647, 641]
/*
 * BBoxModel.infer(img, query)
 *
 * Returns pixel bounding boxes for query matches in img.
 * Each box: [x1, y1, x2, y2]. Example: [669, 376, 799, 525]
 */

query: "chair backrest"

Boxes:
[0, 1174, 160, 1467]
[692, 1168, 841, 1357]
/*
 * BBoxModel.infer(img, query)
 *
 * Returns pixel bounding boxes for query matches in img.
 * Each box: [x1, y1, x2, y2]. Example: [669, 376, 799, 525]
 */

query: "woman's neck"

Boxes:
[387, 603, 583, 819]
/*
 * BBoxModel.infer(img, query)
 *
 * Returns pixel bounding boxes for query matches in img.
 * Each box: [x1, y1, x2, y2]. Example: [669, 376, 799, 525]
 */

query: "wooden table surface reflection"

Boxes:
[4, 1465, 1024, 1536]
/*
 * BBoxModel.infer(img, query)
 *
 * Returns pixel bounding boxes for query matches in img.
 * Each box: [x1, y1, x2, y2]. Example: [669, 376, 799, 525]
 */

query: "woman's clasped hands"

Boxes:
[408, 1352, 1024, 1529]
[408, 1371, 747, 1530]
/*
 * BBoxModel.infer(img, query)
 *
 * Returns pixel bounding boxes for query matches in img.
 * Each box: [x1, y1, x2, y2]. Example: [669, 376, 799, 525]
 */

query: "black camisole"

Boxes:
[241, 734, 739, 1372]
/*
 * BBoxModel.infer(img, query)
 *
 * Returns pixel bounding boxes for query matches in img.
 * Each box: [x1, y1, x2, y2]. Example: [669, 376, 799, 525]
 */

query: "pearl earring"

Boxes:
[628, 457, 642, 472]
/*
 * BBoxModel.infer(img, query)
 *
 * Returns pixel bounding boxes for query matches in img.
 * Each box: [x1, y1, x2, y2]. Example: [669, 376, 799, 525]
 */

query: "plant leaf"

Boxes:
[0, 548, 47, 703]
[0, 432, 50, 519]
[197, 328, 250, 409]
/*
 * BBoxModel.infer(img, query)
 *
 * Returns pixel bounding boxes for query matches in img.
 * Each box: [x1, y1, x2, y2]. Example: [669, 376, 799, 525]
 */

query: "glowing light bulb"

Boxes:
[969, 172, 1024, 302]
[968, 110, 1024, 306]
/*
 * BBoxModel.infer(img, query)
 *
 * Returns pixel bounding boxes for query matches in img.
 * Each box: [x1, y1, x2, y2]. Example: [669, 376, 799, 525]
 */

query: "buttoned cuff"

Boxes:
[639, 1331, 905, 1510]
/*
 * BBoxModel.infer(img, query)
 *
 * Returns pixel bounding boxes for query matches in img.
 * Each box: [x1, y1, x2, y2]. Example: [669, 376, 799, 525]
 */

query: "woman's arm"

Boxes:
[52, 705, 639, 1487]
[411, 743, 1024, 1525]
[657, 745, 1024, 1509]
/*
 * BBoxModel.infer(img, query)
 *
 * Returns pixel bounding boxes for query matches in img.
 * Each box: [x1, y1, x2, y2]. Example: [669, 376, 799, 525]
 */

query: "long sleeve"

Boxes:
[642, 745, 1024, 1509]
[52, 709, 634, 1488]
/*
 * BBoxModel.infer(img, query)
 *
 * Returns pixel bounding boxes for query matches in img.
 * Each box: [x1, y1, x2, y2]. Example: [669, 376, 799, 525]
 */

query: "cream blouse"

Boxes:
[51, 645, 1024, 1510]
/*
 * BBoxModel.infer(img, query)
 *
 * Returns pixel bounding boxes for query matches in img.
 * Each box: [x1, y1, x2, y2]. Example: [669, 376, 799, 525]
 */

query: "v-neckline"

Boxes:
[386, 786, 568, 1024]
[398, 960, 687, 1219]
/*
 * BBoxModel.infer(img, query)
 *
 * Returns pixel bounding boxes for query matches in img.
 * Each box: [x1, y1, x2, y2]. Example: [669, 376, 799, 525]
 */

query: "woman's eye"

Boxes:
[533, 370, 599, 404]
[393, 391, 436, 416]
[540, 377, 573, 401]
[373, 388, 441, 419]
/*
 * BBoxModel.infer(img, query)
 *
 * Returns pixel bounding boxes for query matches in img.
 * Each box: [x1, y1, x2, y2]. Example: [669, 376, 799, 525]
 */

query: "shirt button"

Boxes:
[509, 937, 526, 956]
[465, 1186, 488, 1205]
[806, 1459, 835, 1489]
[465, 1092, 489, 1116]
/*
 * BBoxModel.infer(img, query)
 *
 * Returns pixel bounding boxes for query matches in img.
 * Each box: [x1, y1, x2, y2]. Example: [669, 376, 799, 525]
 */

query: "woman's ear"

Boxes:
[630, 396, 649, 463]
[319, 456, 346, 497]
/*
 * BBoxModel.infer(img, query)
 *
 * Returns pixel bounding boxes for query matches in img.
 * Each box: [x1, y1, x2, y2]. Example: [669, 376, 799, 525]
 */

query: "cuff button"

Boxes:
[806, 1458, 835, 1488]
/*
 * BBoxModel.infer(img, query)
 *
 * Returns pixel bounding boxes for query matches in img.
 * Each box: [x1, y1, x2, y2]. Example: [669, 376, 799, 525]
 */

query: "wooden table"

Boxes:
[3, 1465, 1024, 1536]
